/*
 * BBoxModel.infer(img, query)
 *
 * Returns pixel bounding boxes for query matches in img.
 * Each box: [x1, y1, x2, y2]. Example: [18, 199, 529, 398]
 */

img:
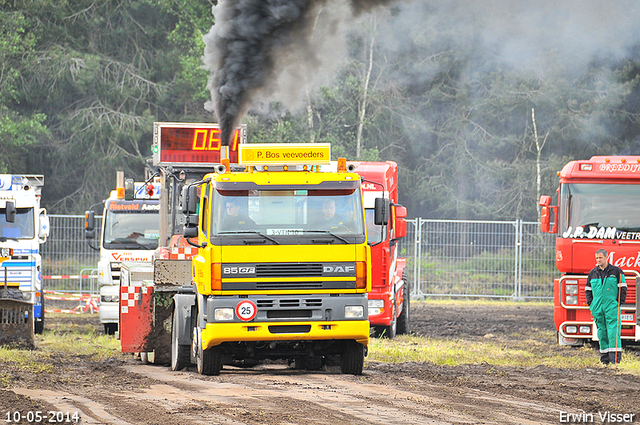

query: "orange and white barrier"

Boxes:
[44, 290, 99, 314]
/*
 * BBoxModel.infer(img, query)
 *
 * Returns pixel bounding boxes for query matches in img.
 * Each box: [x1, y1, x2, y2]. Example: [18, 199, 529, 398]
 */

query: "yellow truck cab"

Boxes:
[177, 143, 376, 375]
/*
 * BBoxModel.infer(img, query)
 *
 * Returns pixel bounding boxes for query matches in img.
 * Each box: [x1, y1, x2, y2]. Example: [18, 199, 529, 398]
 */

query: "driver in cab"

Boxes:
[221, 199, 255, 230]
[312, 199, 351, 231]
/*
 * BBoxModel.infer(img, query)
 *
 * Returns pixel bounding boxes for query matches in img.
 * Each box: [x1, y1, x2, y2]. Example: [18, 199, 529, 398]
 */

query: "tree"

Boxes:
[0, 9, 49, 173]
[6, 0, 214, 212]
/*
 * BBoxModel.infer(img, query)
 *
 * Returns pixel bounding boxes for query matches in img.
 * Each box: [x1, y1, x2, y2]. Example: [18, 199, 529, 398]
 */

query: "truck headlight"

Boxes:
[368, 299, 384, 308]
[100, 295, 120, 303]
[215, 308, 234, 321]
[565, 284, 578, 295]
[0, 248, 12, 257]
[579, 326, 591, 334]
[345, 305, 364, 319]
[368, 299, 384, 316]
[565, 295, 578, 305]
[565, 325, 577, 334]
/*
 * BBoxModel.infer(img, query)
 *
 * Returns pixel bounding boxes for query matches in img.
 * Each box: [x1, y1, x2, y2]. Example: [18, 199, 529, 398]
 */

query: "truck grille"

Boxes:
[256, 263, 323, 277]
[256, 298, 323, 308]
[268, 325, 311, 334]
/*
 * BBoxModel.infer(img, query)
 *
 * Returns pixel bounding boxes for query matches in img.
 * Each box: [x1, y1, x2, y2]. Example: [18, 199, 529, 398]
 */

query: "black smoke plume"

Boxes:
[203, 0, 397, 147]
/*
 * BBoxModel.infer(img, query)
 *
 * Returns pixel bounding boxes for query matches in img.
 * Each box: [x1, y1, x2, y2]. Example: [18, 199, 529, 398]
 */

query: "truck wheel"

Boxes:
[382, 297, 397, 339]
[196, 336, 222, 376]
[34, 292, 44, 334]
[294, 356, 324, 371]
[397, 275, 410, 335]
[340, 341, 364, 375]
[171, 312, 190, 371]
[35, 318, 44, 335]
[104, 323, 117, 335]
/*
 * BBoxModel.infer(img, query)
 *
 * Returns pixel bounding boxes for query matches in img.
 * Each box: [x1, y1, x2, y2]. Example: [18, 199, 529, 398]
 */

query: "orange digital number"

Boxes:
[192, 129, 222, 151]
[192, 128, 240, 151]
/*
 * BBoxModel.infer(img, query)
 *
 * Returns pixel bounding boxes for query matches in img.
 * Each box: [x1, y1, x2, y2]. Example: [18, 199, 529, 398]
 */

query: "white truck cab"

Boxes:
[0, 174, 50, 335]
[86, 174, 160, 334]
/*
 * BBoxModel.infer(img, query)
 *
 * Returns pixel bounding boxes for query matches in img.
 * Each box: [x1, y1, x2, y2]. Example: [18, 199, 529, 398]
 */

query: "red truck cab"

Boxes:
[540, 156, 639, 345]
[353, 162, 409, 338]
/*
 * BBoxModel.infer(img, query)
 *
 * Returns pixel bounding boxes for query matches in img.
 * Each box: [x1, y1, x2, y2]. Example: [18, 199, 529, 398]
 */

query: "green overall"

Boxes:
[587, 266, 625, 361]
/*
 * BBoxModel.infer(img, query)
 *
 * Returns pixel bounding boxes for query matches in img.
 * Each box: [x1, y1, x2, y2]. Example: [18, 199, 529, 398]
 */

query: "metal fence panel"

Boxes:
[41, 215, 557, 300]
[41, 215, 101, 294]
[404, 219, 556, 300]
[519, 221, 557, 299]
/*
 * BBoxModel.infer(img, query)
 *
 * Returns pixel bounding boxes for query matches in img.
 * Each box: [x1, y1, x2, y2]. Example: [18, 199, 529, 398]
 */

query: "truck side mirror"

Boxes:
[5, 201, 15, 223]
[393, 205, 407, 239]
[38, 209, 50, 241]
[539, 196, 556, 234]
[183, 212, 199, 236]
[181, 185, 198, 215]
[85, 210, 95, 239]
[539, 195, 551, 207]
[374, 197, 389, 225]
[183, 225, 198, 238]
[540, 206, 551, 233]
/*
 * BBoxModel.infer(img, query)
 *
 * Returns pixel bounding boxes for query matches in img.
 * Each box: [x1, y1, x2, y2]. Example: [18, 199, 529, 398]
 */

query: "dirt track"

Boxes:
[1, 302, 639, 424]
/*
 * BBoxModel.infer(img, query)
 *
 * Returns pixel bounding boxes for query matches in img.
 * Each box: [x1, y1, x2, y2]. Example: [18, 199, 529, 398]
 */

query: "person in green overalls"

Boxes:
[585, 248, 627, 365]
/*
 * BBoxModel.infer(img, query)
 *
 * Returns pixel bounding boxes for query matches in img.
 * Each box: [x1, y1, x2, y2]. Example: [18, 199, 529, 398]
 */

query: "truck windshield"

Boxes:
[103, 201, 159, 249]
[559, 183, 640, 236]
[0, 207, 34, 239]
[211, 188, 365, 240]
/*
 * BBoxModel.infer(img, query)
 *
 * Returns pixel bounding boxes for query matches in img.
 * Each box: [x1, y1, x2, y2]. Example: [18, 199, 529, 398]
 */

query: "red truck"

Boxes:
[539, 155, 639, 346]
[352, 162, 409, 338]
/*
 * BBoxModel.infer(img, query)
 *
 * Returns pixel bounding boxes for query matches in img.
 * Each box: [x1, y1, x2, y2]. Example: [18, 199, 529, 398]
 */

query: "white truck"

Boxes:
[85, 172, 160, 335]
[0, 174, 50, 345]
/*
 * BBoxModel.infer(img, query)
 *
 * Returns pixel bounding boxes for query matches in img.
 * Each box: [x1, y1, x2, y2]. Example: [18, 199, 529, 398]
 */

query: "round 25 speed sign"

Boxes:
[236, 300, 257, 321]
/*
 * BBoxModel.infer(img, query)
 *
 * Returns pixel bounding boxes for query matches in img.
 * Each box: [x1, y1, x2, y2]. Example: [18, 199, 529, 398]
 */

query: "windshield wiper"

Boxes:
[304, 230, 349, 244]
[0, 237, 18, 242]
[105, 241, 153, 250]
[218, 230, 280, 245]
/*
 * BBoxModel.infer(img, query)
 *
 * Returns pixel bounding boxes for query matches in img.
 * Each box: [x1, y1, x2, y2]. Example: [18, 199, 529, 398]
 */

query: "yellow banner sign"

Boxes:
[239, 144, 331, 166]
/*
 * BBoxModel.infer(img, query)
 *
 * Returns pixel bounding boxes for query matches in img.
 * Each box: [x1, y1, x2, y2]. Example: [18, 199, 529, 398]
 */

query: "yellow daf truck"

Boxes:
[173, 143, 378, 375]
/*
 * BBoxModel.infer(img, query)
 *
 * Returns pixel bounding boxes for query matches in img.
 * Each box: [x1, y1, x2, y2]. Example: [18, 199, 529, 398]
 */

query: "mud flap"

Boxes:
[0, 299, 34, 348]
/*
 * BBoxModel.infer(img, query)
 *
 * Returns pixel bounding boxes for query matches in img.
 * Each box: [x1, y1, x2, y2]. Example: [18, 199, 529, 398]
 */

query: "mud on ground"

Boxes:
[0, 301, 639, 424]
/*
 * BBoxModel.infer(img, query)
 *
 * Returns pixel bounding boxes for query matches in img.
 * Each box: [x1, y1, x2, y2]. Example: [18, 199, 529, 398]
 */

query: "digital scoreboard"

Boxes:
[152, 122, 247, 166]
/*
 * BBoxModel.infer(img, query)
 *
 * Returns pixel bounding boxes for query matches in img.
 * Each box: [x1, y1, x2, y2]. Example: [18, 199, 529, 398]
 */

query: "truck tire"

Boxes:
[104, 323, 117, 335]
[35, 318, 44, 335]
[171, 312, 190, 371]
[382, 296, 397, 339]
[294, 355, 324, 371]
[397, 274, 410, 335]
[197, 344, 222, 376]
[35, 292, 45, 334]
[340, 341, 364, 375]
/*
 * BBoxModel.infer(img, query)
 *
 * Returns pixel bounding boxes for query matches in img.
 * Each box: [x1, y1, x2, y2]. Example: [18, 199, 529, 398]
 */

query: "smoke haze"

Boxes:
[387, 1, 640, 77]
[203, 0, 640, 146]
[202, 0, 398, 146]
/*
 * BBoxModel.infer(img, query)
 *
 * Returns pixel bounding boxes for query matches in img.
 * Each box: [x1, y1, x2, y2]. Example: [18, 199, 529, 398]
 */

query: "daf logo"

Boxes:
[323, 265, 355, 274]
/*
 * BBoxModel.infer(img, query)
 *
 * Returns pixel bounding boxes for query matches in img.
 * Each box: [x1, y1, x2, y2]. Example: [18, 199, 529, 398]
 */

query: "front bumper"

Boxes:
[99, 285, 120, 324]
[202, 319, 370, 350]
[201, 293, 369, 350]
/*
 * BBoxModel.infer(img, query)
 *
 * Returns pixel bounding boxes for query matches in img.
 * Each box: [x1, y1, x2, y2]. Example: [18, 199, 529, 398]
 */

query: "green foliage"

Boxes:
[2, 0, 640, 221]
[0, 9, 49, 172]
[2, 0, 214, 212]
